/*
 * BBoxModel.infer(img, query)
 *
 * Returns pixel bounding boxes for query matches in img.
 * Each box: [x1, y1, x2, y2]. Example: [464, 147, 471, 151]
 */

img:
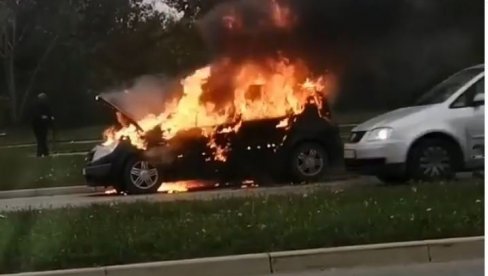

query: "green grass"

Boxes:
[0, 147, 89, 191]
[0, 125, 104, 146]
[0, 181, 483, 273]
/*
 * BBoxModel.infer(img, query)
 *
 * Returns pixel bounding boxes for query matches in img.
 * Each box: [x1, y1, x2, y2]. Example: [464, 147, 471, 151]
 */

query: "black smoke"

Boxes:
[197, 0, 484, 110]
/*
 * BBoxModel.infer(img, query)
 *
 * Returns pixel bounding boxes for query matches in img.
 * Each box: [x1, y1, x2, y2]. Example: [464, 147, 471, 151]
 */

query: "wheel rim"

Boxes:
[296, 147, 324, 177]
[129, 161, 159, 189]
[418, 146, 451, 177]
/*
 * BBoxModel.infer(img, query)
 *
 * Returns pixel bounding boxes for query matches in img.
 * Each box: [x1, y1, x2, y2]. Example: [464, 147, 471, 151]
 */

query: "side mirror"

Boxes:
[473, 93, 484, 107]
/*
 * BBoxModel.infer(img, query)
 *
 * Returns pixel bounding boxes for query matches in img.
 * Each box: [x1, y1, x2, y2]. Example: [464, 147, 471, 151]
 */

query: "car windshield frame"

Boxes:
[414, 68, 483, 106]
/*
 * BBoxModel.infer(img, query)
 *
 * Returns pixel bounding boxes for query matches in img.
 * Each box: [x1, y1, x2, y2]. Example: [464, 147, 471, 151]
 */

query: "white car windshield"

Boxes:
[415, 68, 483, 106]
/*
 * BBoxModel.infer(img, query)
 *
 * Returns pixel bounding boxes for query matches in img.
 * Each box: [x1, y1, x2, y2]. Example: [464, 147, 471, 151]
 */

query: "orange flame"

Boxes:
[102, 56, 335, 161]
[157, 180, 208, 193]
[270, 0, 294, 29]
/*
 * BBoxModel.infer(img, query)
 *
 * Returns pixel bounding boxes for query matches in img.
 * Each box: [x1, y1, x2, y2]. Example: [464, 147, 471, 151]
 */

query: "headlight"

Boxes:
[365, 127, 392, 142]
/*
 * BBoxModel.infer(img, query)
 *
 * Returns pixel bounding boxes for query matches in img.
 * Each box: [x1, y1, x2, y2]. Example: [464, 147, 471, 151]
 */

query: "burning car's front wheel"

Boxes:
[289, 142, 328, 182]
[122, 157, 162, 194]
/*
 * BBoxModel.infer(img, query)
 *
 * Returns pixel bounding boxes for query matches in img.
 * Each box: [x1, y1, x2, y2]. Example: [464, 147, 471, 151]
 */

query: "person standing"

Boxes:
[31, 93, 54, 157]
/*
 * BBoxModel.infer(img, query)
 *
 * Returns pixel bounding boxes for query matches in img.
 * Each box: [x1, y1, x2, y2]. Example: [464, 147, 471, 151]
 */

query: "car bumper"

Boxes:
[343, 140, 407, 175]
[83, 163, 112, 187]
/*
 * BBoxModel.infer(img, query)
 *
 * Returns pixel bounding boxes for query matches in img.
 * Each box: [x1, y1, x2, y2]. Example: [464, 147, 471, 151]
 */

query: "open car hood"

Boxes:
[96, 76, 182, 130]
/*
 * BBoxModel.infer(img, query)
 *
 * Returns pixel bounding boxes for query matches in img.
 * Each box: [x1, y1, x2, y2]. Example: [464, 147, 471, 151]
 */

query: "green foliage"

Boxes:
[0, 0, 485, 126]
[0, 181, 483, 273]
[0, 0, 208, 126]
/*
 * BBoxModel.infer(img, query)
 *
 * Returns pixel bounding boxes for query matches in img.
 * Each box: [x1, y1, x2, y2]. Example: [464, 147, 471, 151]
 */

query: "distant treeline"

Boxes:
[0, 0, 483, 128]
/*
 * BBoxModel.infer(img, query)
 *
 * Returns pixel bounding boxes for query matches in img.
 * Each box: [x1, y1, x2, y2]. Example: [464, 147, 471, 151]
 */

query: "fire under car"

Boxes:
[83, 83, 344, 194]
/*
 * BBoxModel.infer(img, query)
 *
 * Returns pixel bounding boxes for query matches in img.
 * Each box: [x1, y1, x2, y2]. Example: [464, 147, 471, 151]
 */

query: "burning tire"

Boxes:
[122, 157, 162, 194]
[290, 142, 328, 182]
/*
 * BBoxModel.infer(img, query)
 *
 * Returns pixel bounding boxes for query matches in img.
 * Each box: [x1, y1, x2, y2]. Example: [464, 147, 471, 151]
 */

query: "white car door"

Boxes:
[449, 76, 484, 168]
[466, 78, 484, 164]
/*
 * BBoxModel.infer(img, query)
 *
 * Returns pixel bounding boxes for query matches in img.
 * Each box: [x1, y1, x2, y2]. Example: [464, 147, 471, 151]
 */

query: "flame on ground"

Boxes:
[157, 180, 209, 193]
[104, 188, 118, 195]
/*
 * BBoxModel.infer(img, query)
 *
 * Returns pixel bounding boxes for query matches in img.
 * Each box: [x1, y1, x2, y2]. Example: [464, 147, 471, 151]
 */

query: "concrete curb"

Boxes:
[269, 236, 483, 273]
[4, 236, 483, 276]
[0, 174, 354, 201]
[0, 186, 102, 200]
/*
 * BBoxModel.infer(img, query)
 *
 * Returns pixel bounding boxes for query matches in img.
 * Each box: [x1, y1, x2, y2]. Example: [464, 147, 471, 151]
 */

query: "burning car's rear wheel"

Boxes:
[123, 157, 162, 194]
[290, 142, 328, 182]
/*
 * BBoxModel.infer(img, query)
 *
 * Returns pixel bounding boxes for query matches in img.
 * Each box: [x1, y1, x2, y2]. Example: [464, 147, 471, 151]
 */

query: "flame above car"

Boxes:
[101, 56, 335, 152]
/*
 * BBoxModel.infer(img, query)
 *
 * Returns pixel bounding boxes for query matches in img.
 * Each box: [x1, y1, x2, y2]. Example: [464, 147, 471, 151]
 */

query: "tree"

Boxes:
[0, 0, 60, 123]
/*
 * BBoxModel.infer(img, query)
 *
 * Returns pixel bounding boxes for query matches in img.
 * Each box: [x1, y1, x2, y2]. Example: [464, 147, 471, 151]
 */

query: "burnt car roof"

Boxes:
[97, 74, 331, 132]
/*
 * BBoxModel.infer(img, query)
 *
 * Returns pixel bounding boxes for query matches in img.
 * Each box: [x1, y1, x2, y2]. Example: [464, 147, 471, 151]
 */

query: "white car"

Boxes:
[344, 64, 484, 182]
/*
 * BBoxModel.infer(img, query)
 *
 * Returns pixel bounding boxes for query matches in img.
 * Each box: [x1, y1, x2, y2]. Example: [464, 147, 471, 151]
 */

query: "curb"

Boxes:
[0, 174, 355, 201]
[4, 236, 483, 276]
[269, 236, 483, 273]
[0, 186, 102, 200]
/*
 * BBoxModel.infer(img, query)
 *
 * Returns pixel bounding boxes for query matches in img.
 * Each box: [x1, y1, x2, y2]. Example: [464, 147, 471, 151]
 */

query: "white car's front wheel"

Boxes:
[408, 138, 457, 181]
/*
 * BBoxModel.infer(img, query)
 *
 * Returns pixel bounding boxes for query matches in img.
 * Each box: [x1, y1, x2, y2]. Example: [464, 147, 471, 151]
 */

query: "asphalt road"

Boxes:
[0, 172, 478, 212]
[0, 177, 379, 212]
[271, 259, 484, 276]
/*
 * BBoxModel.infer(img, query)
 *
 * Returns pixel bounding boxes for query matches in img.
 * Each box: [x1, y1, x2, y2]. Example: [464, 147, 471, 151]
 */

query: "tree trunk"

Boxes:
[5, 54, 17, 124]
[18, 35, 58, 120]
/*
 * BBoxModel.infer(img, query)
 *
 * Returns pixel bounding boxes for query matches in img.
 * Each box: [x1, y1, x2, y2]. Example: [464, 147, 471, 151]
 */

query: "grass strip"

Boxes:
[0, 147, 86, 191]
[0, 139, 102, 191]
[0, 180, 483, 273]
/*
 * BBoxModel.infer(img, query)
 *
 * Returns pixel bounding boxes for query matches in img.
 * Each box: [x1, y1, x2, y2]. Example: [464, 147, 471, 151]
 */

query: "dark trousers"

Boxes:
[33, 126, 49, 157]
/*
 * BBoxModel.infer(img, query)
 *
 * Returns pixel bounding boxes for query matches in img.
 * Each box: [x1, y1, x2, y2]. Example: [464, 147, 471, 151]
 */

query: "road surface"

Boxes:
[270, 259, 483, 276]
[0, 172, 477, 212]
[0, 177, 378, 212]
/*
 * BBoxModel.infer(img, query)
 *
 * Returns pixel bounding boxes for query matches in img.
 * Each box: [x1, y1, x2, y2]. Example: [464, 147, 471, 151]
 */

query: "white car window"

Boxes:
[415, 68, 483, 106]
[450, 77, 484, 108]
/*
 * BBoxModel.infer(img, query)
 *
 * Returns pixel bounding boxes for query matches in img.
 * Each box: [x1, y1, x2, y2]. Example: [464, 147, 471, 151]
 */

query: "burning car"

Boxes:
[83, 58, 344, 194]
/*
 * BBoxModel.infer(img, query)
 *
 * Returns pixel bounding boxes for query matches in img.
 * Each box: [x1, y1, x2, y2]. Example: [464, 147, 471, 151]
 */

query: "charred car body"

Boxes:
[83, 72, 344, 194]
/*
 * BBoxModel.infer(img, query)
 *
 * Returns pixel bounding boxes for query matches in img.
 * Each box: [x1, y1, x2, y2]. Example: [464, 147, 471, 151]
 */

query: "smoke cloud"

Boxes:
[106, 0, 483, 117]
[197, 0, 483, 109]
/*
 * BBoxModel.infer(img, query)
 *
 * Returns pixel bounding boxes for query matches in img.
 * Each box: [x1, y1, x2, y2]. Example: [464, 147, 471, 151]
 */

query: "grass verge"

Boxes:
[0, 126, 104, 146]
[0, 180, 483, 273]
[0, 147, 88, 191]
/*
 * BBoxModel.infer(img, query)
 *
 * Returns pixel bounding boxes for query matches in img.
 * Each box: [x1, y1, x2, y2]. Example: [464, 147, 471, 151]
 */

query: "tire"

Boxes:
[122, 157, 162, 194]
[289, 142, 328, 182]
[407, 138, 457, 181]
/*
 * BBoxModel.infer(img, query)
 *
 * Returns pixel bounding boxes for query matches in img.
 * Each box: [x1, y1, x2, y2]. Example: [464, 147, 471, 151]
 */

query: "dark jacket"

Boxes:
[31, 101, 53, 129]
